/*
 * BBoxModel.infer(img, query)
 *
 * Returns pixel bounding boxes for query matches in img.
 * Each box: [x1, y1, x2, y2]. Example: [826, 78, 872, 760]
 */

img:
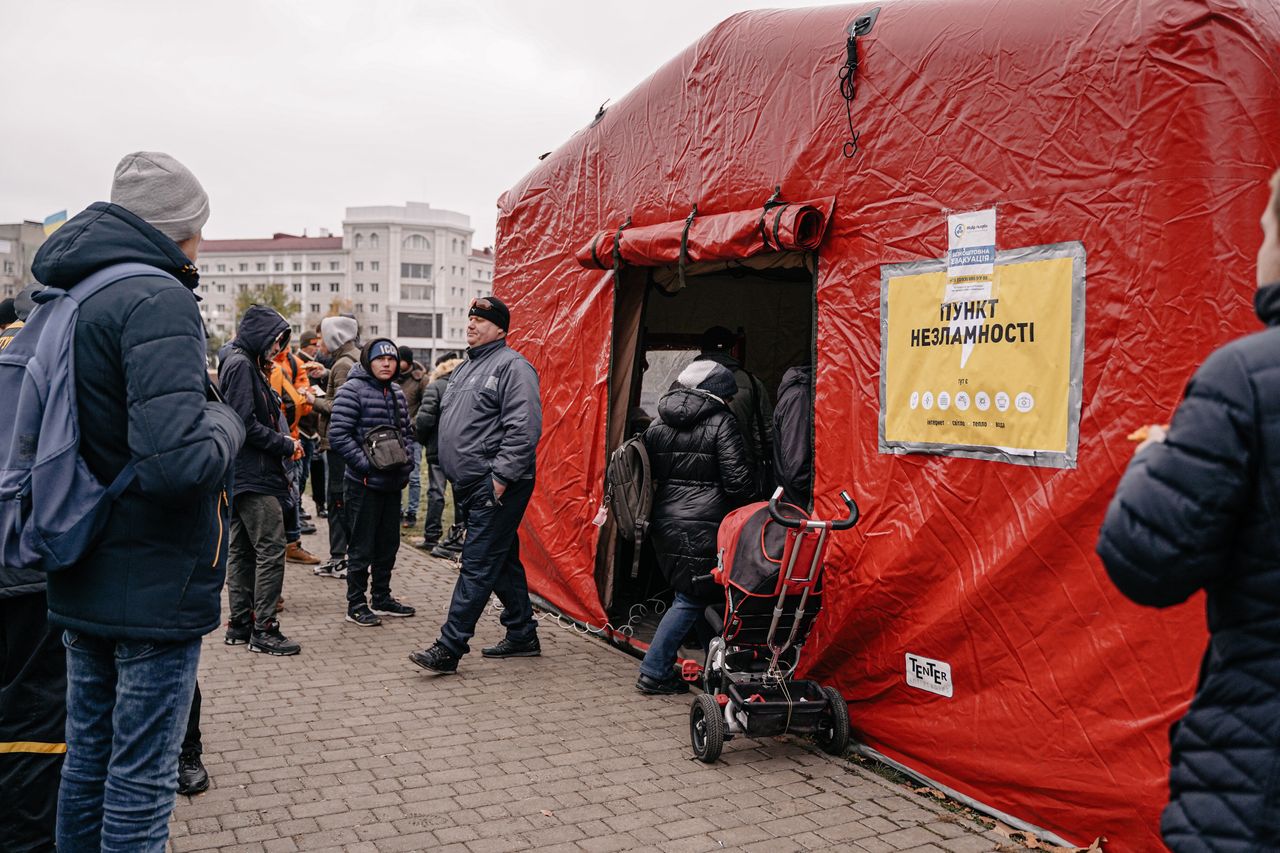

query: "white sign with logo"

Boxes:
[905, 652, 953, 698]
[944, 207, 996, 303]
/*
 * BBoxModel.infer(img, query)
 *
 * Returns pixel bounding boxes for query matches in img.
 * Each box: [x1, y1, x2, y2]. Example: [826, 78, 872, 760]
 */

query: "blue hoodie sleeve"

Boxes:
[122, 285, 246, 497]
[1096, 345, 1254, 607]
[329, 382, 370, 475]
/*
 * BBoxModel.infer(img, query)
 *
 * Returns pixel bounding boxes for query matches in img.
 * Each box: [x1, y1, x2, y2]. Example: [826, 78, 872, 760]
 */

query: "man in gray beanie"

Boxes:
[24, 152, 244, 850]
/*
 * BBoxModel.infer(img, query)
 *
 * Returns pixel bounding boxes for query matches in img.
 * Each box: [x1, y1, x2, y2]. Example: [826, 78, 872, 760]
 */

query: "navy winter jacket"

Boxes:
[438, 339, 542, 488]
[218, 306, 294, 499]
[30, 202, 245, 641]
[643, 388, 753, 597]
[1097, 282, 1280, 851]
[329, 356, 416, 493]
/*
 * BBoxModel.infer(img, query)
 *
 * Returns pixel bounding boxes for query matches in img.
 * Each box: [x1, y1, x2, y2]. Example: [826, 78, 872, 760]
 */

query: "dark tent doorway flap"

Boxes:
[576, 197, 836, 269]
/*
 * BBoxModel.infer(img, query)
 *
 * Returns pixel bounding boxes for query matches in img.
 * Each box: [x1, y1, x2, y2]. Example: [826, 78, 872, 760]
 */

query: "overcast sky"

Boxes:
[1, 1, 825, 249]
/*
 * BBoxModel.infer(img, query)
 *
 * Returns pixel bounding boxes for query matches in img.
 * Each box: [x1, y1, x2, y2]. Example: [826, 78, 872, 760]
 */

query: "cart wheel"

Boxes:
[816, 686, 850, 756]
[690, 693, 725, 763]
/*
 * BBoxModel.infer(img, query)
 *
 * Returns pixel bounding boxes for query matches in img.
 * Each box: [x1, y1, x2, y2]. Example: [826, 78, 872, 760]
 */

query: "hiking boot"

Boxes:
[371, 598, 416, 618]
[224, 620, 251, 646]
[401, 512, 417, 528]
[481, 636, 541, 658]
[415, 538, 438, 551]
[635, 672, 690, 695]
[286, 542, 320, 565]
[248, 620, 301, 656]
[431, 543, 461, 559]
[314, 558, 347, 578]
[408, 643, 459, 674]
[345, 604, 382, 627]
[177, 751, 209, 796]
[299, 521, 318, 535]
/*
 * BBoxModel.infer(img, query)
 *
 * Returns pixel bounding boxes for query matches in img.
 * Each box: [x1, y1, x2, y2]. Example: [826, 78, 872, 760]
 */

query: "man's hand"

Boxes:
[292, 438, 304, 461]
[303, 387, 316, 404]
[492, 478, 506, 502]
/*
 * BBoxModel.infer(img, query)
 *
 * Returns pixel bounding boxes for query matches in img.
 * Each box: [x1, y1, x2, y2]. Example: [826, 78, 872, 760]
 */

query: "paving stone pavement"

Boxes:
[169, 510, 1005, 853]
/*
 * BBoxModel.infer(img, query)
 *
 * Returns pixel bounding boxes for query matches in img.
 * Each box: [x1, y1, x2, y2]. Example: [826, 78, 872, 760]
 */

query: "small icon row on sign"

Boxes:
[909, 390, 1034, 414]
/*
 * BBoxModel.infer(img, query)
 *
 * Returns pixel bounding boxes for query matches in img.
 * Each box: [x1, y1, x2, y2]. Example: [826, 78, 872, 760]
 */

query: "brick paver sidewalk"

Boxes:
[169, 516, 1004, 853]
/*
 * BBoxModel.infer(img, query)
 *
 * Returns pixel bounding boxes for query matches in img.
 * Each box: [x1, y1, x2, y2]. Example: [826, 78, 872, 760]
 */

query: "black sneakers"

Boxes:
[248, 620, 302, 656]
[635, 672, 690, 695]
[177, 751, 209, 795]
[371, 599, 416, 618]
[481, 636, 541, 658]
[408, 643, 459, 674]
[224, 620, 250, 646]
[346, 604, 382, 627]
[431, 525, 465, 558]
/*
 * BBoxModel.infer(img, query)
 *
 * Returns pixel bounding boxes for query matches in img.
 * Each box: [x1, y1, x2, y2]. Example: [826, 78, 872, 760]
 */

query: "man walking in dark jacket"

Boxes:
[219, 305, 302, 656]
[329, 339, 418, 626]
[772, 365, 813, 510]
[1096, 170, 1280, 851]
[30, 152, 245, 852]
[410, 297, 543, 674]
[415, 352, 463, 552]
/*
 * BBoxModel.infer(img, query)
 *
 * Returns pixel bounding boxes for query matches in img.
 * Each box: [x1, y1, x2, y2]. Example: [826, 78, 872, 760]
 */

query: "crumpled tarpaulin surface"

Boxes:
[575, 198, 835, 268]
[494, 1, 1280, 849]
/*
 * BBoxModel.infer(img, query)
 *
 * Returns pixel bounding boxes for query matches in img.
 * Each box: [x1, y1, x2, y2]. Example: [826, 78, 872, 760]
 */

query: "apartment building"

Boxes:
[0, 221, 46, 300]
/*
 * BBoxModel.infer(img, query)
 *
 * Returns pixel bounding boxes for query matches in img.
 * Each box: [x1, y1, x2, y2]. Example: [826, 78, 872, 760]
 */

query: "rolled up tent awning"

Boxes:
[576, 196, 836, 269]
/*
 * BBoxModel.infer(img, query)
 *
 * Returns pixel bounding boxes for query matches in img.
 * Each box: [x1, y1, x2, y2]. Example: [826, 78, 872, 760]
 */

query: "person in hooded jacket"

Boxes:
[309, 316, 361, 578]
[329, 339, 418, 625]
[25, 152, 245, 852]
[636, 360, 753, 694]
[219, 305, 303, 656]
[414, 351, 463, 553]
[694, 326, 774, 499]
[1096, 169, 1280, 851]
[772, 365, 814, 510]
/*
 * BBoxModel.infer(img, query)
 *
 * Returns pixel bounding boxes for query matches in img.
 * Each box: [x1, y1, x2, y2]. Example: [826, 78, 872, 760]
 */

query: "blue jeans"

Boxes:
[58, 631, 201, 853]
[438, 477, 538, 656]
[404, 449, 422, 518]
[639, 592, 706, 680]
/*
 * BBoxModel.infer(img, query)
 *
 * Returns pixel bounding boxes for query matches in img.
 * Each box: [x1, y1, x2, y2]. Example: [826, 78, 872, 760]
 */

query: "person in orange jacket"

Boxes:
[271, 349, 320, 565]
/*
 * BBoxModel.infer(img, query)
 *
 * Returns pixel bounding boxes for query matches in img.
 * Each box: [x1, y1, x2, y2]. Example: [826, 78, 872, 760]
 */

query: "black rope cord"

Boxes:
[839, 32, 861, 159]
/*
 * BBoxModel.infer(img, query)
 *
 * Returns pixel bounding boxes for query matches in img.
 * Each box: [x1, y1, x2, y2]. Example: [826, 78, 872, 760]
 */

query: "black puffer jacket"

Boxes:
[218, 306, 294, 499]
[643, 387, 753, 597]
[772, 366, 813, 510]
[1097, 282, 1280, 851]
[329, 345, 416, 493]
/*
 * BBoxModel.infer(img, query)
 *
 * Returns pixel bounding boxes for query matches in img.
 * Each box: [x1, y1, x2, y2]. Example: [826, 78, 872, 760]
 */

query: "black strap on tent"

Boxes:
[840, 9, 879, 159]
[590, 232, 607, 269]
[611, 216, 632, 274]
[677, 204, 698, 290]
[760, 186, 786, 252]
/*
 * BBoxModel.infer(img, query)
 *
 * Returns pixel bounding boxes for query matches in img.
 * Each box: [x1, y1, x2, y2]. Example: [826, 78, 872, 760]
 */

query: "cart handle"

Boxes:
[767, 486, 859, 530]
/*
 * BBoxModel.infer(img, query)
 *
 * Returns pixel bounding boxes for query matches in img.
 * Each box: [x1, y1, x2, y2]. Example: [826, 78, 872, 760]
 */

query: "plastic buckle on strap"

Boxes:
[680, 659, 703, 682]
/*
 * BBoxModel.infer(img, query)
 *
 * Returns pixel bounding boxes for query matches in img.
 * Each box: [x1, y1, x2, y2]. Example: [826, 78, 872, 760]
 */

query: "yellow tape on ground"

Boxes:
[0, 741, 67, 754]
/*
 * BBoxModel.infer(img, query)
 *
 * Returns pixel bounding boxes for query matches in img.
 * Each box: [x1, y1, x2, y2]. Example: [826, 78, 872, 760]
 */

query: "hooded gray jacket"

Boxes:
[438, 339, 542, 488]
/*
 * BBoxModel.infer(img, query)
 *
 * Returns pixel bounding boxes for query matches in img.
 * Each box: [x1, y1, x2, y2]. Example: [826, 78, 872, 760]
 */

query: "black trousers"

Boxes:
[345, 481, 402, 610]
[181, 682, 201, 756]
[325, 449, 350, 559]
[310, 444, 327, 508]
[0, 593, 66, 853]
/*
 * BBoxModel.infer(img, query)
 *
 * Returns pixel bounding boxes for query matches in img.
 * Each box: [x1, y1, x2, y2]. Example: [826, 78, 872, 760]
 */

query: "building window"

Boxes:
[292, 283, 302, 293]
[310, 282, 320, 292]
[330, 261, 340, 271]
[452, 239, 458, 253]
[239, 263, 248, 272]
[355, 282, 364, 292]
[274, 262, 283, 272]
[310, 303, 320, 314]
[370, 233, 379, 248]
[216, 284, 226, 293]
[370, 325, 378, 334]
[256, 262, 266, 272]
[293, 262, 302, 271]
[356, 304, 364, 313]
[354, 233, 363, 249]
[308, 261, 319, 271]
[371, 261, 379, 271]
[237, 283, 247, 292]
[371, 282, 379, 292]
[371, 303, 380, 313]
[355, 261, 364, 271]
[401, 263, 432, 280]
[329, 282, 340, 292]
[404, 234, 431, 251]
[199, 264, 208, 272]
[400, 284, 433, 301]
[217, 264, 226, 272]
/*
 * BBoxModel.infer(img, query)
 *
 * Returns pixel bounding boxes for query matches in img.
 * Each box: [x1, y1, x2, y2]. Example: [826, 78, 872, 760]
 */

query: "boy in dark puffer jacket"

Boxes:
[329, 339, 418, 626]
[637, 361, 753, 694]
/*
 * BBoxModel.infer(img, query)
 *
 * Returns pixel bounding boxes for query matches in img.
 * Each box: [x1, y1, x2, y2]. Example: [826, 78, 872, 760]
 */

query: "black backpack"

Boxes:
[605, 435, 652, 578]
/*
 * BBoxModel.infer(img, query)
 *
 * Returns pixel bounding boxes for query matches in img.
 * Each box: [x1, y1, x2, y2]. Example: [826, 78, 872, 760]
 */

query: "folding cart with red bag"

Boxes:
[689, 487, 860, 762]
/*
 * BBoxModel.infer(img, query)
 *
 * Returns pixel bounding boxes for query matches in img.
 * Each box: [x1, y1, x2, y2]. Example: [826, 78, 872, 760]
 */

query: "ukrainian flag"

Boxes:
[42, 210, 67, 236]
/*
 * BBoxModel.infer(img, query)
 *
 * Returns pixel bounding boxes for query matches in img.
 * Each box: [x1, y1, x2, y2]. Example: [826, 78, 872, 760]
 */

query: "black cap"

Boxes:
[398, 345, 415, 364]
[0, 298, 15, 327]
[700, 325, 736, 352]
[468, 295, 510, 332]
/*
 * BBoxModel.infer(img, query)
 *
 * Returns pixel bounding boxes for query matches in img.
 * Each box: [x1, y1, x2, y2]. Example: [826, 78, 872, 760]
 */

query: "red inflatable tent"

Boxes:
[492, 1, 1280, 848]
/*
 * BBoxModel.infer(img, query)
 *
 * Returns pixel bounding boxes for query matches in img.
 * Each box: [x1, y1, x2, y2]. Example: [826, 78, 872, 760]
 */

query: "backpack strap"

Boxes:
[628, 439, 651, 580]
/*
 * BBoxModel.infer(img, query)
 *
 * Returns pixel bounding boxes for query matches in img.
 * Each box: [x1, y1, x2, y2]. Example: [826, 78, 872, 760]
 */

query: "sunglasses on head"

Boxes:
[470, 298, 493, 312]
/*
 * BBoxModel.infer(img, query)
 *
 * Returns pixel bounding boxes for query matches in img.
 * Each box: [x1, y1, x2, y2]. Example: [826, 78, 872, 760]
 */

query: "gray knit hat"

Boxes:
[110, 152, 210, 242]
[320, 315, 359, 351]
[678, 360, 737, 402]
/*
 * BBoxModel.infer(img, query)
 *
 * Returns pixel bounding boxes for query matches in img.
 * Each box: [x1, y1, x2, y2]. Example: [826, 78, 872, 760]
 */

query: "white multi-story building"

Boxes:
[199, 202, 493, 361]
[0, 221, 46, 300]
